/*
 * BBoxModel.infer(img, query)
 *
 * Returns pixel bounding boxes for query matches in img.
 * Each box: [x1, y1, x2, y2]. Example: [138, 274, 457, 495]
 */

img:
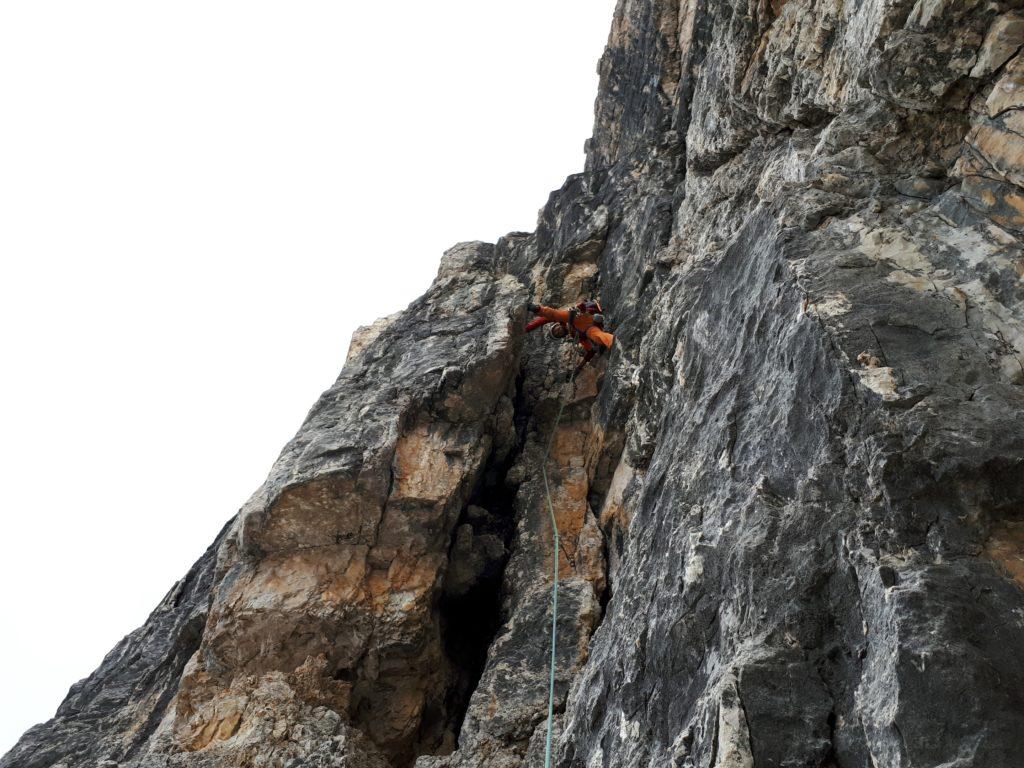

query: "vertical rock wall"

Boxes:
[553, 2, 1024, 766]
[4, 2, 1024, 768]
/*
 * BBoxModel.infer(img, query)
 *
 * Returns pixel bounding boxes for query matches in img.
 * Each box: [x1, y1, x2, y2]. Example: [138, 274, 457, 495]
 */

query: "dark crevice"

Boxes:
[433, 374, 530, 754]
[823, 710, 840, 767]
[437, 577, 504, 743]
[332, 663, 358, 683]
[598, 546, 613, 618]
[708, 701, 721, 768]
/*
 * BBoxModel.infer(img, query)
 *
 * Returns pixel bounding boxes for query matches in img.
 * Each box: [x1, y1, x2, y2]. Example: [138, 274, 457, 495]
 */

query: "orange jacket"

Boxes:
[529, 304, 615, 351]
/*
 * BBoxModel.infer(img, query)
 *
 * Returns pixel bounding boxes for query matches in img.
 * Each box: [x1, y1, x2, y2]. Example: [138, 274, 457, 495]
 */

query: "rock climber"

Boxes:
[525, 299, 615, 379]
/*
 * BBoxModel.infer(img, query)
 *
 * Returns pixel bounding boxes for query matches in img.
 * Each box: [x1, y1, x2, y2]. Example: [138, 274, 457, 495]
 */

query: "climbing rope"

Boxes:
[542, 375, 573, 768]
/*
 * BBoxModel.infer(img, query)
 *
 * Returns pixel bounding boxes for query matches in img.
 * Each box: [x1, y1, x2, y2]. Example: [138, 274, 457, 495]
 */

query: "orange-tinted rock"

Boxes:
[987, 53, 1024, 117]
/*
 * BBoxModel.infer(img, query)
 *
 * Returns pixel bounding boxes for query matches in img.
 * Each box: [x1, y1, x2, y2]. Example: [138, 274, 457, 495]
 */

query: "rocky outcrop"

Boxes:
[5, 1, 1024, 767]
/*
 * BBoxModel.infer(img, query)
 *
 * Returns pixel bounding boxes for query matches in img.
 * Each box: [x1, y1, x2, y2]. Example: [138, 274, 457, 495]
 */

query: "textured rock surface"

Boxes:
[5, 1, 1024, 767]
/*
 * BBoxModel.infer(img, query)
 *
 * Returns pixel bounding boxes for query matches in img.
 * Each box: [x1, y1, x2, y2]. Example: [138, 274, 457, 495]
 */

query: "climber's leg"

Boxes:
[568, 340, 596, 380]
[529, 304, 571, 325]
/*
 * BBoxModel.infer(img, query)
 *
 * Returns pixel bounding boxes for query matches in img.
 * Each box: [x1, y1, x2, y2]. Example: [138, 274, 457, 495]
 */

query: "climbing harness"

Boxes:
[541, 375, 574, 768]
[566, 307, 580, 341]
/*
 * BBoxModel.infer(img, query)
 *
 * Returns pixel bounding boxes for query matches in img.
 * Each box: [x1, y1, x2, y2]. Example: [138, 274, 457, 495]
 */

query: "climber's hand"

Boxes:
[527, 302, 540, 313]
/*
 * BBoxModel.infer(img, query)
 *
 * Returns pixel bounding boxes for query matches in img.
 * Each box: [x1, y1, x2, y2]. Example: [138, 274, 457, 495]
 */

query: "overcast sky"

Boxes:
[0, 0, 617, 754]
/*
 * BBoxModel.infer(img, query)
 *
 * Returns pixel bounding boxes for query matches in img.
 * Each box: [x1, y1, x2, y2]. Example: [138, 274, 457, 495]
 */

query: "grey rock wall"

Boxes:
[5, 1, 1024, 767]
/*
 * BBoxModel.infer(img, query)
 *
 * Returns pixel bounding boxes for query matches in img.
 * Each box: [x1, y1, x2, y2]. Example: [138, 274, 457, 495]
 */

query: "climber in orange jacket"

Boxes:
[525, 299, 615, 379]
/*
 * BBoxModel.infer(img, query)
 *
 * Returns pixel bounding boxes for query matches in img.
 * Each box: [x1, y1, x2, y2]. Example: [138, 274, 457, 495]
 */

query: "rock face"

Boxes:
[5, 1, 1024, 767]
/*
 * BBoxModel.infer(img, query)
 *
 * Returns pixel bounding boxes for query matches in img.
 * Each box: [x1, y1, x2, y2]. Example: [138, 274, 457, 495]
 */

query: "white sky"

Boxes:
[0, 0, 616, 753]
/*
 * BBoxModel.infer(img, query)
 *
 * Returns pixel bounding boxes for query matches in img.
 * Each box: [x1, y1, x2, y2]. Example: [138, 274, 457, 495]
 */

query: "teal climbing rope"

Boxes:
[542, 377, 573, 768]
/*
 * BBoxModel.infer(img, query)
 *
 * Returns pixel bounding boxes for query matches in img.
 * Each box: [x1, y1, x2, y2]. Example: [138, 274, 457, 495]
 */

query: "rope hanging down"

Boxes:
[541, 377, 573, 768]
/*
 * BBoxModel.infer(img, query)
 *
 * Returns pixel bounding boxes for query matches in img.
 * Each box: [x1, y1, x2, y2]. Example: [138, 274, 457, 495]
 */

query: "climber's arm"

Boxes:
[585, 326, 615, 351]
[525, 316, 551, 332]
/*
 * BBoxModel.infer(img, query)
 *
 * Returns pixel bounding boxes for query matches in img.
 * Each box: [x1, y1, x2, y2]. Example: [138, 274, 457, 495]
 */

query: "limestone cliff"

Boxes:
[5, 1, 1024, 767]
